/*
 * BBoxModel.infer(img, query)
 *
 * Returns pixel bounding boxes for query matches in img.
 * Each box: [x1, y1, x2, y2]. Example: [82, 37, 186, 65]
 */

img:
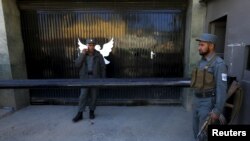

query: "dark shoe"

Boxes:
[89, 110, 95, 119]
[72, 112, 83, 122]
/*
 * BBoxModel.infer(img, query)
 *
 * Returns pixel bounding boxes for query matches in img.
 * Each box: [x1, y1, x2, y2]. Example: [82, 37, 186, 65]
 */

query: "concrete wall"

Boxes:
[206, 0, 250, 80]
[182, 0, 207, 111]
[184, 0, 207, 77]
[0, 0, 14, 108]
[0, 0, 29, 110]
[206, 0, 250, 124]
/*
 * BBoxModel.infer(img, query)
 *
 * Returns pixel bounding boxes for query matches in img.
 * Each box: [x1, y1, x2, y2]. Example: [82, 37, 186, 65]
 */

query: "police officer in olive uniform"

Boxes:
[72, 38, 106, 123]
[191, 33, 228, 141]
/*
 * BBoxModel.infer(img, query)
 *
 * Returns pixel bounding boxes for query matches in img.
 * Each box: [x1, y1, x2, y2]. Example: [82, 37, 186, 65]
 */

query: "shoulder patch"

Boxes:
[222, 73, 227, 81]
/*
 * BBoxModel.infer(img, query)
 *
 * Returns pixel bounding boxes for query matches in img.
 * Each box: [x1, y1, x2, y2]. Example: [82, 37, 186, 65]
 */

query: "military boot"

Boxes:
[89, 110, 95, 119]
[72, 112, 83, 122]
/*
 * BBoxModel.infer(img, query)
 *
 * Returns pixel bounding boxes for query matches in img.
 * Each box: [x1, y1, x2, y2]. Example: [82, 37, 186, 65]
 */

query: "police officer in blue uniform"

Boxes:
[191, 33, 228, 141]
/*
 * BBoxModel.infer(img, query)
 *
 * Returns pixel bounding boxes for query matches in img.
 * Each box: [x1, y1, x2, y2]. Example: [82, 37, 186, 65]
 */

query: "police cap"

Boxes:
[196, 33, 218, 44]
[86, 38, 96, 45]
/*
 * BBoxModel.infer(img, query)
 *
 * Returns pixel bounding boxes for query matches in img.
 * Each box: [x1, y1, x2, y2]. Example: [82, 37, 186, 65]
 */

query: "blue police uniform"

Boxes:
[192, 53, 228, 139]
[192, 33, 228, 140]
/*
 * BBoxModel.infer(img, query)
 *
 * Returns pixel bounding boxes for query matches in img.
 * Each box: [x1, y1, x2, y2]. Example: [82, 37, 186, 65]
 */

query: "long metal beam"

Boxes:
[0, 78, 191, 89]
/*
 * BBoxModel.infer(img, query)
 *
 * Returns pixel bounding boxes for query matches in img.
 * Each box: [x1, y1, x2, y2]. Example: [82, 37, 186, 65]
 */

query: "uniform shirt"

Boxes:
[74, 50, 106, 79]
[197, 53, 228, 115]
[86, 55, 94, 72]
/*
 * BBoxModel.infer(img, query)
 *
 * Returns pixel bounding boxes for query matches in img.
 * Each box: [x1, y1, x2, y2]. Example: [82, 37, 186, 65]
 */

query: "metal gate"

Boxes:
[19, 1, 186, 105]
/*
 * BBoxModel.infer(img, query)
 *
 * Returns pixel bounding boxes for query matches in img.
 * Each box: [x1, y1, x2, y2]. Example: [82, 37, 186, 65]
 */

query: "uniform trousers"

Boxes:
[192, 96, 215, 141]
[78, 75, 98, 112]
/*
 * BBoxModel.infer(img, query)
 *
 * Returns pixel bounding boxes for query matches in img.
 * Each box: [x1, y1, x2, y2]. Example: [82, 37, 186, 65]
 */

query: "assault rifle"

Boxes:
[196, 116, 211, 141]
[196, 114, 226, 141]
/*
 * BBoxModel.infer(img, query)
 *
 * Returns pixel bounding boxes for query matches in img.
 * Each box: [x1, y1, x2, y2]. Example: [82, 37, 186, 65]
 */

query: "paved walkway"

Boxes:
[0, 105, 194, 141]
[0, 107, 13, 119]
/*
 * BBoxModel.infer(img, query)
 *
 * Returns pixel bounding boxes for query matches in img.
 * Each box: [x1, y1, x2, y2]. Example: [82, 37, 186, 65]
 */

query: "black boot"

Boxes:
[72, 112, 83, 122]
[89, 110, 95, 119]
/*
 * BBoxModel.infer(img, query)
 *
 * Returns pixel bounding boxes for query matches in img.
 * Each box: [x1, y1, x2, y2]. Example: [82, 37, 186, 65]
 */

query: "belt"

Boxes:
[195, 91, 215, 98]
[87, 71, 93, 75]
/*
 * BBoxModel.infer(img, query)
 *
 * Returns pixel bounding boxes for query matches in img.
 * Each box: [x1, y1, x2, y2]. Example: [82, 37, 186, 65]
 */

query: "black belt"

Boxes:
[87, 71, 93, 75]
[195, 91, 215, 98]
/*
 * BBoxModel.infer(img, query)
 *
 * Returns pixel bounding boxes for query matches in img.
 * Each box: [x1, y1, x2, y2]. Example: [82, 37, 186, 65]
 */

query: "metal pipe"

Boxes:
[0, 78, 191, 89]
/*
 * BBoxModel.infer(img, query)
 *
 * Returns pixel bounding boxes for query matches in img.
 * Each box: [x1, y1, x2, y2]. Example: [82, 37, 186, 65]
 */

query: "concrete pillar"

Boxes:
[0, 0, 29, 110]
[181, 0, 207, 111]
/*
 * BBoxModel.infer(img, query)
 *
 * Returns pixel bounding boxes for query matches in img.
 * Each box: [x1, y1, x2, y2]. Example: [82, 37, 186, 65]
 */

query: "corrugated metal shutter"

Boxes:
[19, 1, 186, 105]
